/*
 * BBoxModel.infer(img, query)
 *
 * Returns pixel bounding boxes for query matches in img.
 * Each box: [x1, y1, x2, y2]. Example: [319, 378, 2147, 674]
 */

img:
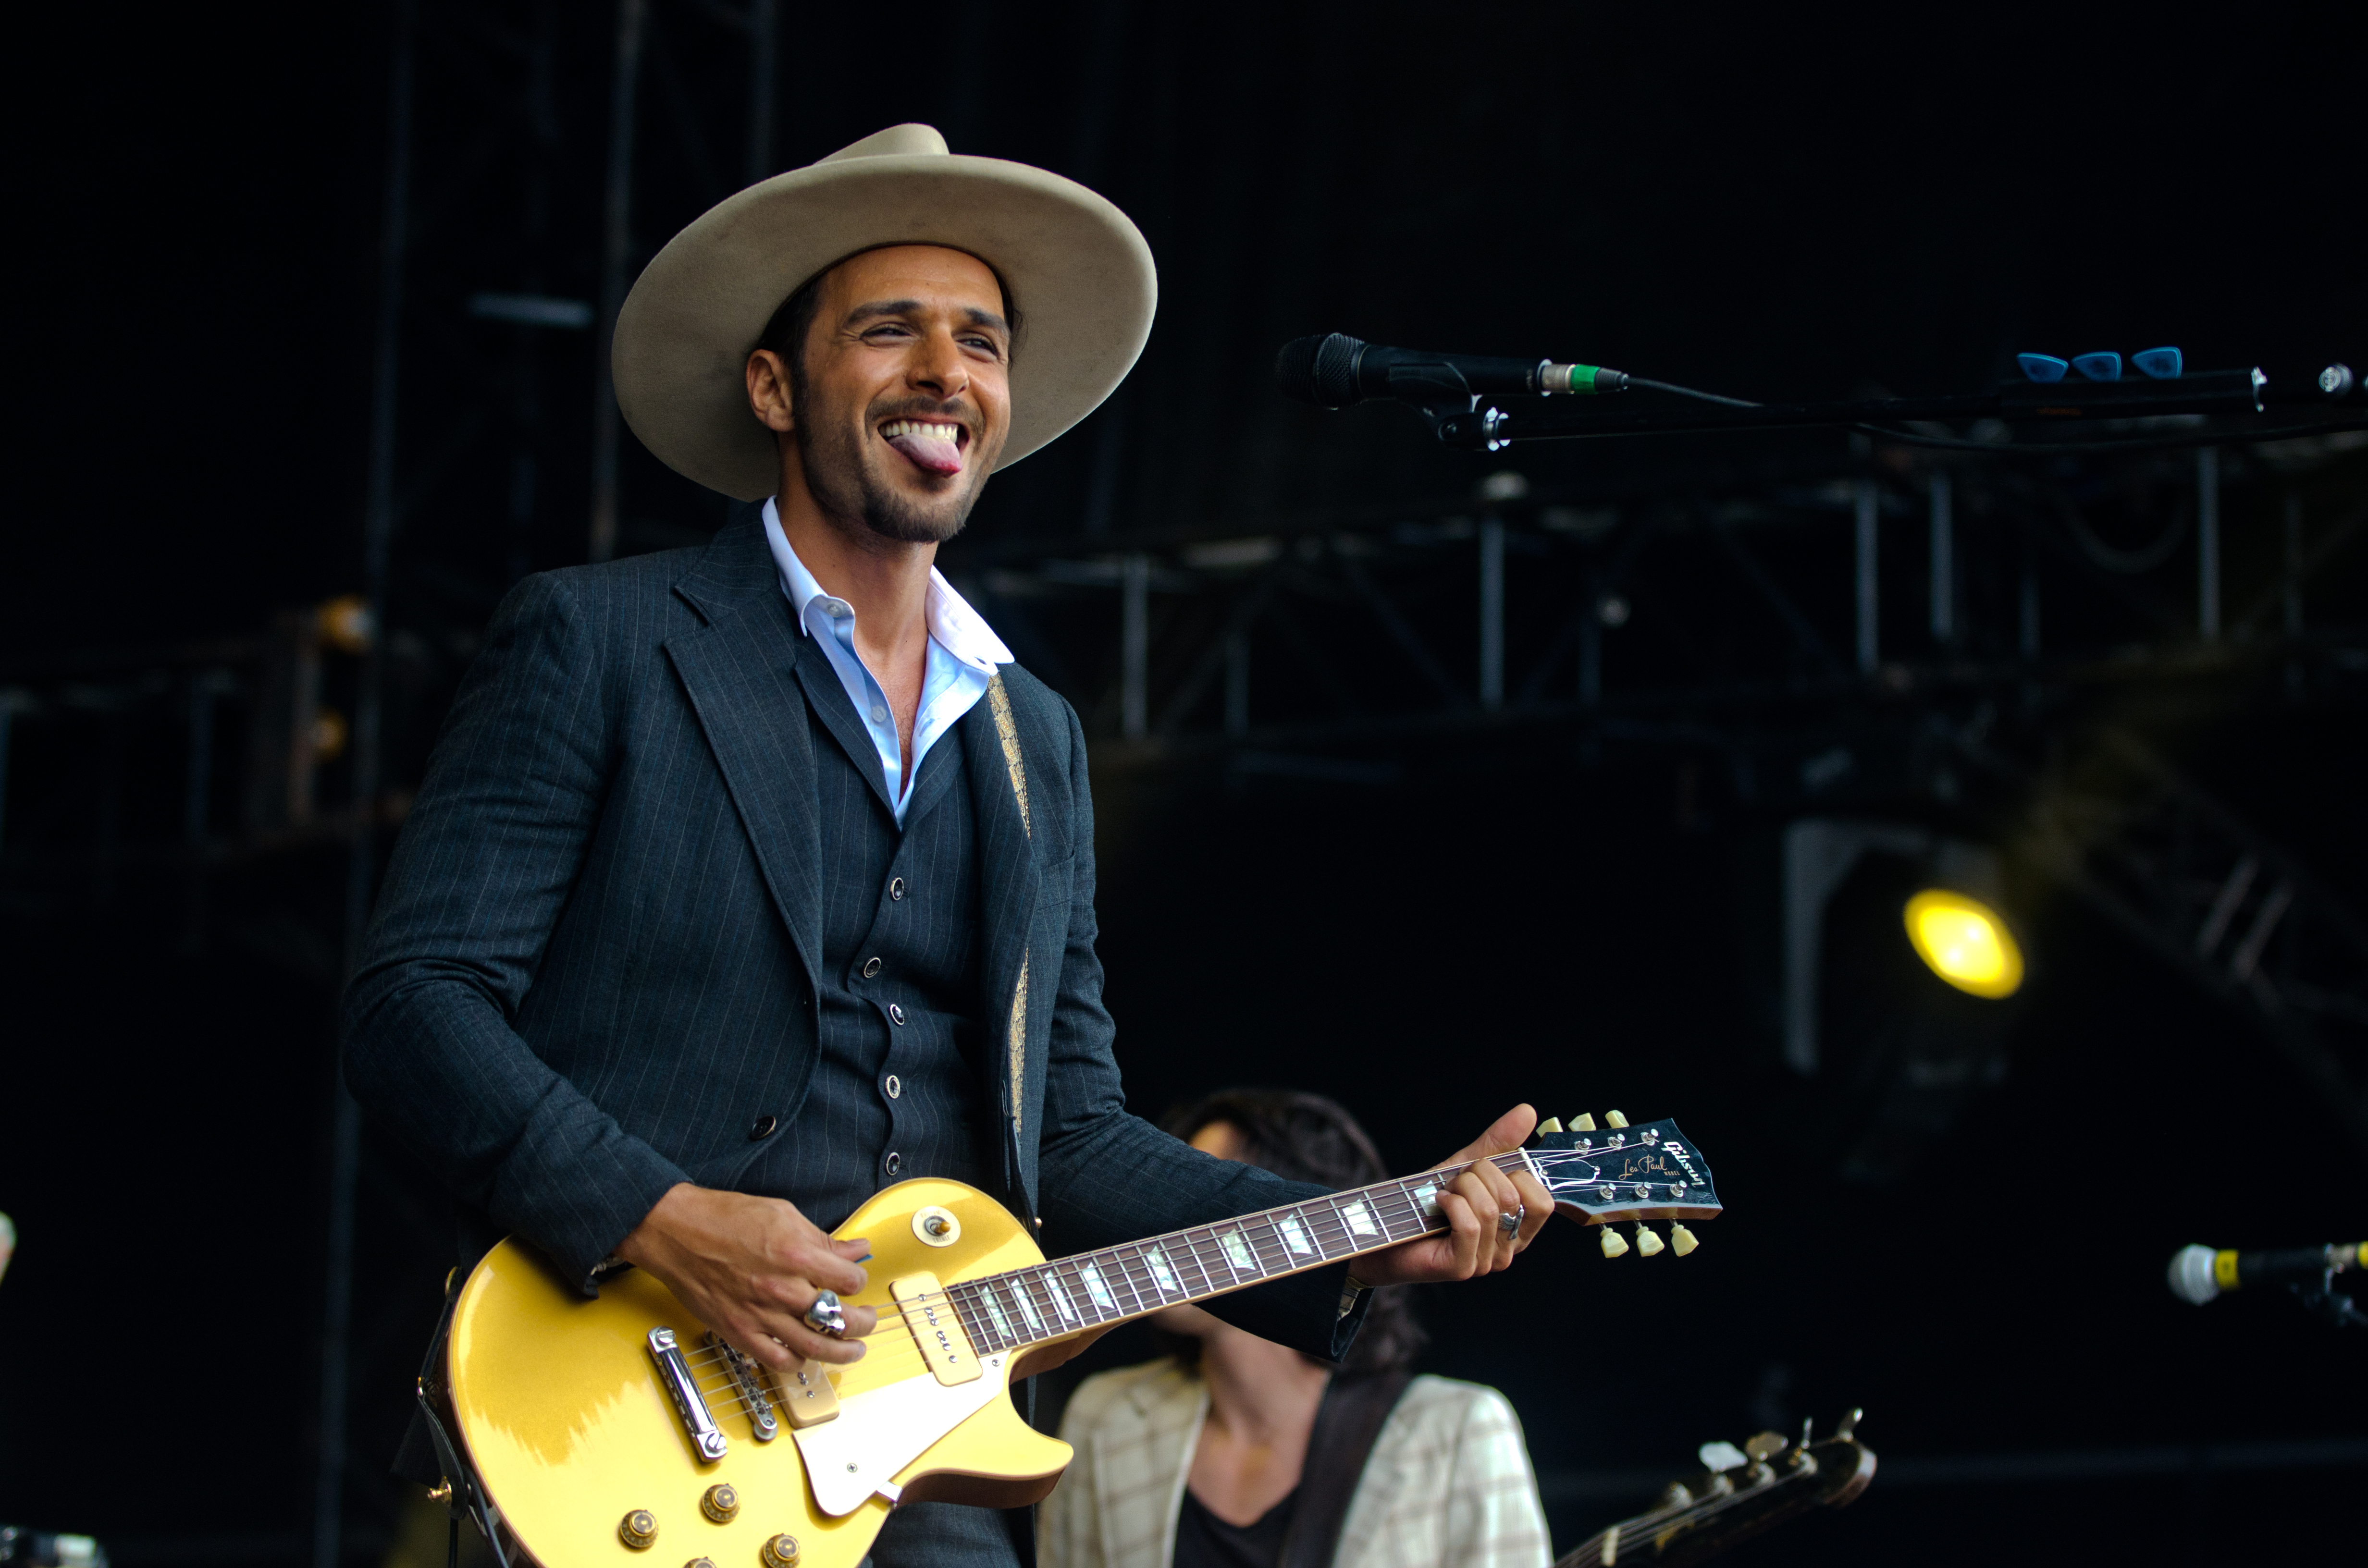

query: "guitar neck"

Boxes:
[942, 1152, 1537, 1354]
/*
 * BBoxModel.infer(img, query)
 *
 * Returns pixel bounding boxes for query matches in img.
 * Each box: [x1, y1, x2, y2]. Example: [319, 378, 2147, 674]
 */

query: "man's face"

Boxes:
[774, 245, 1012, 546]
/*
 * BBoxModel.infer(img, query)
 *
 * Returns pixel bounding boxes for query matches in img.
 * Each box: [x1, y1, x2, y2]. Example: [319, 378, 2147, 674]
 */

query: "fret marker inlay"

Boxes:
[1144, 1246, 1179, 1293]
[1219, 1229, 1256, 1272]
[1080, 1262, 1115, 1310]
[1278, 1215, 1315, 1257]
[1343, 1199, 1380, 1238]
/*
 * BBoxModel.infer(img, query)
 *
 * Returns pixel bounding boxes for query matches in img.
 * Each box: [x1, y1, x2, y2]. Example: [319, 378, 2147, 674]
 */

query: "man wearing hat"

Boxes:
[344, 125, 1551, 1567]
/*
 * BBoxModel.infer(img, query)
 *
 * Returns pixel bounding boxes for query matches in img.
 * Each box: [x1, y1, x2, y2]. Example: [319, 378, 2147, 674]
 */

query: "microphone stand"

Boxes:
[1410, 367, 2365, 453]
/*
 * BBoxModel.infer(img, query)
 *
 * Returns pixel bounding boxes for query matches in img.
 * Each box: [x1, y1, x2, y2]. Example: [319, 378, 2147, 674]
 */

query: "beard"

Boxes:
[799, 400, 991, 547]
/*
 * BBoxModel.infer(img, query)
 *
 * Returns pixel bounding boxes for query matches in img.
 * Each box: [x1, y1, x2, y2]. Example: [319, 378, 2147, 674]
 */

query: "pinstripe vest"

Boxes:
[740, 648, 1000, 1229]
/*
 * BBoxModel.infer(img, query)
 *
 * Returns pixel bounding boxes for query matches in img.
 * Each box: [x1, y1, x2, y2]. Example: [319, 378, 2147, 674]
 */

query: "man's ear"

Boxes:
[746, 349, 795, 434]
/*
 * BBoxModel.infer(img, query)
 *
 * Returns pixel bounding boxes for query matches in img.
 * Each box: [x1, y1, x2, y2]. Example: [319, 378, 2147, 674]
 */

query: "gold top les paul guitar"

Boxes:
[419, 1115, 1721, 1568]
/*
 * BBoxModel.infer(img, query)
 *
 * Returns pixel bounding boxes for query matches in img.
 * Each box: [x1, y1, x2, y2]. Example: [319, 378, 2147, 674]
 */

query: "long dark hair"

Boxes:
[1159, 1088, 1427, 1375]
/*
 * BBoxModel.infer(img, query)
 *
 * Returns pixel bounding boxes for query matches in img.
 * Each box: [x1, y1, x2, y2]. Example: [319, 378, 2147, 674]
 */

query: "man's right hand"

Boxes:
[616, 1183, 877, 1370]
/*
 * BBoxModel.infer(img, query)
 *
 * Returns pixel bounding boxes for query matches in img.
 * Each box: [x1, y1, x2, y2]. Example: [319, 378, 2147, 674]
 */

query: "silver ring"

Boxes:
[1498, 1205, 1524, 1236]
[803, 1288, 848, 1338]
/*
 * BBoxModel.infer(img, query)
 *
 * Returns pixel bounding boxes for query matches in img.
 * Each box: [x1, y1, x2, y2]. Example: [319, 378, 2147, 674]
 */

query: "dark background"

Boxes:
[4, 1, 2362, 1565]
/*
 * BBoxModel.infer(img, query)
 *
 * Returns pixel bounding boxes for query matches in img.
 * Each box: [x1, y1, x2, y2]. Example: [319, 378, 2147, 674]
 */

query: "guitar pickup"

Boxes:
[779, 1358, 840, 1429]
[647, 1326, 727, 1461]
[893, 1272, 981, 1387]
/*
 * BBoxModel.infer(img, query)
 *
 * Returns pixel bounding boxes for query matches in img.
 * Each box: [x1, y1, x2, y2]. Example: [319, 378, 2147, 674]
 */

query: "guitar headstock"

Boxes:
[1526, 1112, 1721, 1256]
[1556, 1412, 1875, 1568]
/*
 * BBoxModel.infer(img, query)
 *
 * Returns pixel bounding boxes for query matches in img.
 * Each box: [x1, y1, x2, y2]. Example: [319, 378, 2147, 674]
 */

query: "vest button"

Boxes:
[884, 1074, 902, 1099]
[884, 1152, 902, 1176]
[749, 1115, 777, 1140]
[889, 877, 905, 901]
[888, 1003, 906, 1026]
[861, 957, 882, 980]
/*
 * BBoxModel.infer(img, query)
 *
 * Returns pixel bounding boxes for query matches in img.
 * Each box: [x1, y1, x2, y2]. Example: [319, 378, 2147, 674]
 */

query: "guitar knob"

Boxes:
[617, 1509, 658, 1551]
[1570, 1114, 1597, 1132]
[1670, 1224, 1699, 1256]
[1603, 1110, 1628, 1128]
[1535, 1117, 1564, 1135]
[761, 1533, 802, 1568]
[701, 1483, 740, 1523]
[1634, 1225, 1665, 1256]
[1600, 1228, 1630, 1258]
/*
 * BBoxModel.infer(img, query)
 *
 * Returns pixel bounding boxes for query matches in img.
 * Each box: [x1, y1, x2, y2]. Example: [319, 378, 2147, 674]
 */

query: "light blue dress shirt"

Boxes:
[762, 499, 1013, 825]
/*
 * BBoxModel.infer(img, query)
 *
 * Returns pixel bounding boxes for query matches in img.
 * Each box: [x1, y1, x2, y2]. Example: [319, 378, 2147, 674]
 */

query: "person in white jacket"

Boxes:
[1042, 1090, 1553, 1568]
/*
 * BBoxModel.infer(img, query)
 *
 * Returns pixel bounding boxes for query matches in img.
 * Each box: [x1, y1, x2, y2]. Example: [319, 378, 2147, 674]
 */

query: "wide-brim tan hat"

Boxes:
[613, 123, 1156, 502]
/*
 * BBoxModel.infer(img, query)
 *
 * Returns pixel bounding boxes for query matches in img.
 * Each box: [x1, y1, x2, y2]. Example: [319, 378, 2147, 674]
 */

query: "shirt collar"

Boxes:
[761, 498, 1012, 675]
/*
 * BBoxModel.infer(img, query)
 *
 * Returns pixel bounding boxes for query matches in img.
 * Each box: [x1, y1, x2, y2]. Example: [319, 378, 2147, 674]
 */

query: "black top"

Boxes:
[1175, 1487, 1299, 1568]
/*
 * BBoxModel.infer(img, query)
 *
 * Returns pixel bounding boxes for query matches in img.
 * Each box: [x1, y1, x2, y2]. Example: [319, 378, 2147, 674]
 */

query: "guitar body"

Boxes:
[445, 1179, 1074, 1568]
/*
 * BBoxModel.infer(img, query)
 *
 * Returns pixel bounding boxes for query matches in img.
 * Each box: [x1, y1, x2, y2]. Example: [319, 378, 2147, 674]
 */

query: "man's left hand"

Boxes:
[1349, 1104, 1553, 1286]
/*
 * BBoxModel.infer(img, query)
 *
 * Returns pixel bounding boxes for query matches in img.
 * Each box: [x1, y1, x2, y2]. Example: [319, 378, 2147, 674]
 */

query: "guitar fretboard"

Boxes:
[940, 1151, 1535, 1356]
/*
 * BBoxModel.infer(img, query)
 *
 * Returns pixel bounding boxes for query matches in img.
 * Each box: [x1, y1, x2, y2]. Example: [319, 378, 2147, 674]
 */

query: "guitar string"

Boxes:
[1557, 1458, 1844, 1568]
[681, 1178, 1698, 1391]
[667, 1152, 1702, 1386]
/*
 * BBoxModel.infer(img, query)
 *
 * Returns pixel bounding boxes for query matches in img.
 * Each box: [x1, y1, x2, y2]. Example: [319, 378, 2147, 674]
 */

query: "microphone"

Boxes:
[2167, 1241, 2364, 1304]
[1275, 332, 1630, 409]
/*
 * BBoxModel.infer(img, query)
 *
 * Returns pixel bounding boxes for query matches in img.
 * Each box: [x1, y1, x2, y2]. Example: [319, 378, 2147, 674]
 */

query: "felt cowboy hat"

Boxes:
[613, 122, 1157, 502]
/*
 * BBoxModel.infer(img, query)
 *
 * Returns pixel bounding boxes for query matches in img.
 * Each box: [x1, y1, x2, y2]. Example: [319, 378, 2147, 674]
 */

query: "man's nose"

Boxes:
[907, 330, 970, 398]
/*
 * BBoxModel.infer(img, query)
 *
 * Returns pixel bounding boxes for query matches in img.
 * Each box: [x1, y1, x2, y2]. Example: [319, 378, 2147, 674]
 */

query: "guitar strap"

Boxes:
[984, 672, 1031, 1148]
[1276, 1368, 1416, 1568]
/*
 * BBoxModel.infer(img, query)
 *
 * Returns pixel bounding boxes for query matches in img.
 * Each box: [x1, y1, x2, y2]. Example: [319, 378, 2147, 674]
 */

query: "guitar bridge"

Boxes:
[705, 1334, 783, 1441]
[647, 1326, 727, 1461]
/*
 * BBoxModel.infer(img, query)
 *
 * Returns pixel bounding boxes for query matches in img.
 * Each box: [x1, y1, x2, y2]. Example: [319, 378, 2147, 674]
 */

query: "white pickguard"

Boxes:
[793, 1356, 1011, 1517]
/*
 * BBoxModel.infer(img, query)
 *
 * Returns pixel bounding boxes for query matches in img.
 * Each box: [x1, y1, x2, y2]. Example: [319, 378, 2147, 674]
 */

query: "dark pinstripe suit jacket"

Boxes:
[343, 516, 1358, 1358]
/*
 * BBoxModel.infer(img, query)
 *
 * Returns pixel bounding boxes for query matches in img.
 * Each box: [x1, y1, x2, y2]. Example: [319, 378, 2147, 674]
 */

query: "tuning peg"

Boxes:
[1744, 1432, 1787, 1462]
[1698, 1441, 1748, 1473]
[1600, 1228, 1630, 1258]
[1570, 1114, 1597, 1132]
[1634, 1225, 1665, 1257]
[1836, 1409, 1862, 1440]
[1604, 1110, 1628, 1128]
[1535, 1117, 1564, 1135]
[1670, 1224, 1699, 1256]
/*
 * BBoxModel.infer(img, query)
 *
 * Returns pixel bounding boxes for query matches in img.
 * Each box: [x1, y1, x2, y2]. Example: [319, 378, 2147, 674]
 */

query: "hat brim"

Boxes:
[613, 154, 1157, 502]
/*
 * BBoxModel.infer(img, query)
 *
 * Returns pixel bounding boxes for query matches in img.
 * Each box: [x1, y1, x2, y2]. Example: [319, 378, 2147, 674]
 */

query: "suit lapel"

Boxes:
[664, 520, 826, 994]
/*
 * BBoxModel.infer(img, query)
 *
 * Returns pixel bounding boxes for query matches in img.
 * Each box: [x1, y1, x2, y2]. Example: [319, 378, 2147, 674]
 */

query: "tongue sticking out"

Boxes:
[886, 428, 965, 476]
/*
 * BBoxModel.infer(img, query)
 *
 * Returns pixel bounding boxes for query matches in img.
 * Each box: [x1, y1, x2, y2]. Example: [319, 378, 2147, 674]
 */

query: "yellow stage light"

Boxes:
[1903, 889, 2023, 998]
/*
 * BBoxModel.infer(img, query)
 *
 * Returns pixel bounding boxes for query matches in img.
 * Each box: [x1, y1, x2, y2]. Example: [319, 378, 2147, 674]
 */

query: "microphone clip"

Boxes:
[2292, 1276, 2368, 1331]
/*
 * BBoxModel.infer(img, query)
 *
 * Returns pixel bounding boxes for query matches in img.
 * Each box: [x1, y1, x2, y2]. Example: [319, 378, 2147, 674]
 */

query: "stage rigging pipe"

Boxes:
[318, 6, 415, 1564]
[1479, 517, 1505, 709]
[1122, 553, 1149, 739]
[589, 0, 648, 564]
[1928, 473, 1954, 644]
[182, 677, 217, 952]
[1854, 478, 1879, 673]
[2284, 492, 2304, 698]
[745, 0, 776, 182]
[2197, 446, 2222, 639]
